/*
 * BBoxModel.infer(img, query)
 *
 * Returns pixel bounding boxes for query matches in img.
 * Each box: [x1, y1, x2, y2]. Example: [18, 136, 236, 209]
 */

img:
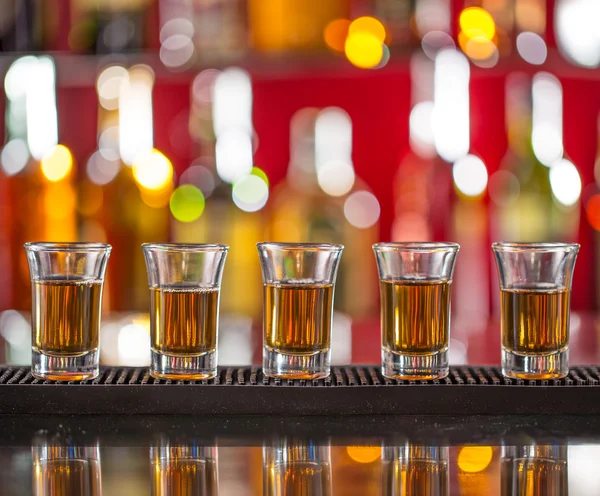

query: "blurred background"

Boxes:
[0, 0, 599, 367]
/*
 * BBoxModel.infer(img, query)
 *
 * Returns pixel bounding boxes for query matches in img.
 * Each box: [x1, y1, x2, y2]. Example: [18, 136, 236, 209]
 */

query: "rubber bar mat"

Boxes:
[0, 365, 599, 415]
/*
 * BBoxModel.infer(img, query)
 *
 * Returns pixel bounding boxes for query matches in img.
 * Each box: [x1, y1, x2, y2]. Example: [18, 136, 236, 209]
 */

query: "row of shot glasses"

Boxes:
[24, 240, 579, 381]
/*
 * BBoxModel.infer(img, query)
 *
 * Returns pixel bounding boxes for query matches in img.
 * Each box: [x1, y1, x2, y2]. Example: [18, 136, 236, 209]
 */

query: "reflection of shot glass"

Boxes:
[143, 244, 228, 380]
[382, 444, 449, 496]
[263, 439, 331, 496]
[373, 243, 459, 380]
[151, 439, 218, 496]
[492, 242, 579, 379]
[501, 445, 567, 496]
[257, 243, 343, 379]
[33, 437, 102, 496]
[25, 242, 111, 381]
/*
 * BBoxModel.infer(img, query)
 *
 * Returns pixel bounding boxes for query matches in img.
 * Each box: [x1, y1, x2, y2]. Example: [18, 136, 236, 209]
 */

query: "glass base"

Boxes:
[382, 349, 448, 380]
[150, 350, 217, 380]
[502, 348, 568, 380]
[263, 347, 330, 380]
[32, 349, 99, 381]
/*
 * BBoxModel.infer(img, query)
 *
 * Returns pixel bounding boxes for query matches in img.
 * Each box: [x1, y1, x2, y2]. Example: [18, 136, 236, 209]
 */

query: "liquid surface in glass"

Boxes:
[380, 279, 450, 355]
[150, 286, 219, 355]
[501, 287, 569, 354]
[153, 458, 218, 496]
[32, 279, 102, 355]
[264, 282, 333, 355]
[35, 459, 101, 496]
[382, 458, 448, 496]
[501, 457, 567, 496]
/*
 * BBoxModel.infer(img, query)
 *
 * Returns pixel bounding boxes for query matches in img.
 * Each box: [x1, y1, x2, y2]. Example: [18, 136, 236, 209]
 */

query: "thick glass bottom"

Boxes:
[263, 347, 330, 380]
[151, 349, 217, 380]
[382, 349, 448, 380]
[32, 348, 99, 381]
[502, 348, 568, 380]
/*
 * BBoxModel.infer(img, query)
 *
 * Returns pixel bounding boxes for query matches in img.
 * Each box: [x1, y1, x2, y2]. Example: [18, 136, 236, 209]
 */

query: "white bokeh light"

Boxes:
[343, 190, 381, 229]
[215, 129, 254, 184]
[433, 49, 470, 163]
[212, 68, 253, 137]
[453, 154, 488, 197]
[409, 101, 436, 158]
[556, 0, 600, 68]
[86, 151, 121, 186]
[317, 160, 355, 197]
[232, 174, 269, 212]
[96, 65, 128, 110]
[550, 158, 582, 207]
[1, 139, 29, 175]
[532, 73, 563, 166]
[516, 32, 548, 65]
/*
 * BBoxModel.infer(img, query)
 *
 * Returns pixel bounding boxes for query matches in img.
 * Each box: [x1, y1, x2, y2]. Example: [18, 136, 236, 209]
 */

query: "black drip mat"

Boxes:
[0, 365, 599, 415]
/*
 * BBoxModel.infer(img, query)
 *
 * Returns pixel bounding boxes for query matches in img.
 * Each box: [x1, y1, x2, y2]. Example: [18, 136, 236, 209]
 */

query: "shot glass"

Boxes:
[501, 444, 567, 495]
[263, 439, 331, 496]
[382, 444, 449, 495]
[142, 243, 228, 380]
[373, 242, 459, 380]
[492, 242, 579, 379]
[33, 436, 102, 496]
[25, 242, 111, 381]
[151, 438, 218, 495]
[257, 243, 343, 379]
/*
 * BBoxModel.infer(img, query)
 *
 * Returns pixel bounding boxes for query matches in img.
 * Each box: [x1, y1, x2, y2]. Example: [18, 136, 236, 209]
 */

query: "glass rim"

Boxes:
[257, 242, 344, 252]
[24, 242, 112, 253]
[492, 242, 580, 253]
[142, 243, 229, 252]
[373, 242, 459, 253]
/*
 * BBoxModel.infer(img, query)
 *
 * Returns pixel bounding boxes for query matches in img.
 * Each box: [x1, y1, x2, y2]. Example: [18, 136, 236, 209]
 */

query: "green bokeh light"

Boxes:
[169, 184, 205, 222]
[251, 166, 269, 187]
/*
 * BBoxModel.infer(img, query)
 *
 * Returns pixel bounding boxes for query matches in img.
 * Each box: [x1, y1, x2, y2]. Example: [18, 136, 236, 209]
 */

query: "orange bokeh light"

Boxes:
[348, 16, 386, 43]
[324, 19, 351, 52]
[459, 7, 496, 41]
[586, 194, 600, 231]
[346, 446, 381, 464]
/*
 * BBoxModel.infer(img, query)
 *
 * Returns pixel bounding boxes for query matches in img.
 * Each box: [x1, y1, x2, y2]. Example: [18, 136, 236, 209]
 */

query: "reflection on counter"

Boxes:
[263, 439, 332, 496]
[501, 445, 567, 496]
[32, 436, 101, 496]
[382, 444, 448, 496]
[151, 439, 218, 496]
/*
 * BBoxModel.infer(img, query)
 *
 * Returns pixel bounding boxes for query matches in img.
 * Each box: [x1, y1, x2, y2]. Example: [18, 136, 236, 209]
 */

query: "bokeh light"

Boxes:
[345, 32, 384, 69]
[41, 144, 73, 182]
[251, 166, 269, 187]
[531, 73, 563, 167]
[409, 101, 436, 158]
[550, 158, 582, 207]
[459, 7, 496, 41]
[555, 0, 600, 68]
[348, 17, 386, 43]
[180, 163, 217, 197]
[318, 160, 355, 197]
[170, 184, 206, 222]
[344, 191, 380, 229]
[96, 65, 128, 110]
[132, 148, 173, 191]
[324, 19, 351, 52]
[346, 446, 381, 464]
[86, 151, 121, 186]
[1, 139, 29, 175]
[215, 128, 254, 184]
[462, 36, 497, 61]
[159, 18, 195, 69]
[415, 0, 451, 37]
[453, 154, 488, 197]
[232, 173, 269, 212]
[585, 194, 600, 231]
[457, 446, 493, 473]
[516, 32, 547, 65]
[421, 31, 455, 60]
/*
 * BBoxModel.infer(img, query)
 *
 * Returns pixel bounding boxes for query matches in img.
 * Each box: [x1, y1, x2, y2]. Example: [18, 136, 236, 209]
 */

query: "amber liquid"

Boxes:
[35, 459, 101, 496]
[151, 286, 219, 355]
[152, 456, 218, 496]
[264, 282, 333, 355]
[383, 460, 448, 496]
[32, 279, 102, 355]
[501, 287, 569, 354]
[501, 454, 567, 496]
[380, 279, 450, 355]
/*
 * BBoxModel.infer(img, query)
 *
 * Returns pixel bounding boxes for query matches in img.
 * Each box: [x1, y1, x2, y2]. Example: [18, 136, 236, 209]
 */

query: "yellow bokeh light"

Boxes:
[349, 16, 386, 43]
[459, 7, 496, 41]
[41, 144, 73, 182]
[464, 36, 497, 60]
[132, 148, 174, 191]
[457, 446, 494, 473]
[170, 184, 205, 222]
[324, 19, 351, 52]
[345, 33, 383, 69]
[251, 166, 270, 187]
[346, 446, 382, 464]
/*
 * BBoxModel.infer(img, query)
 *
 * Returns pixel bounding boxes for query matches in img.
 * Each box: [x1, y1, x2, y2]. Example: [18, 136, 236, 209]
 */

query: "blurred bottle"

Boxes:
[263, 439, 332, 496]
[268, 107, 379, 318]
[491, 73, 558, 242]
[151, 439, 218, 496]
[382, 444, 449, 496]
[501, 445, 567, 496]
[4, 56, 77, 311]
[0, 0, 42, 52]
[0, 167, 12, 311]
[33, 436, 102, 496]
[173, 68, 265, 318]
